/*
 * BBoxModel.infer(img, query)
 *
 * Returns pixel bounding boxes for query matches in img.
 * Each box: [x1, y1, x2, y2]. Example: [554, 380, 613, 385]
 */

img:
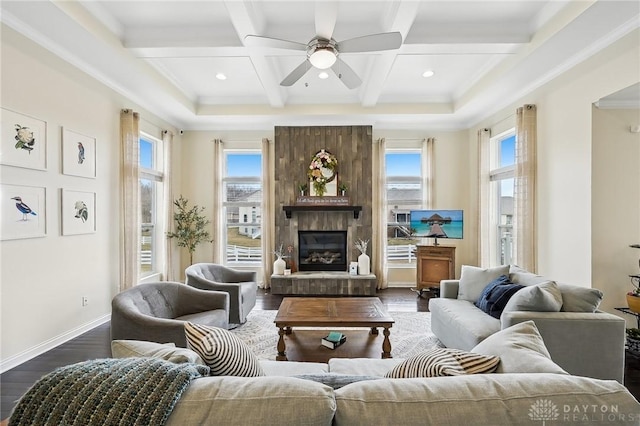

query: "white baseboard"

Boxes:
[0, 314, 111, 374]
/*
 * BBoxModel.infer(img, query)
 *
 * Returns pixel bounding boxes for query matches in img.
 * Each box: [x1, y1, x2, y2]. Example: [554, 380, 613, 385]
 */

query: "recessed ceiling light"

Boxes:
[215, 73, 227, 80]
[422, 70, 435, 78]
[318, 72, 329, 79]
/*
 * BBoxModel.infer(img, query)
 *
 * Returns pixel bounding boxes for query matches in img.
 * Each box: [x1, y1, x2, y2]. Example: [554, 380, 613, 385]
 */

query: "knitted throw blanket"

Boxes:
[9, 357, 209, 426]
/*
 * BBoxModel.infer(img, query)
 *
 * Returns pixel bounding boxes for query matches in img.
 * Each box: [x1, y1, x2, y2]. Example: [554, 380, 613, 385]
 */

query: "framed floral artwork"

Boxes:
[62, 128, 96, 178]
[61, 189, 96, 235]
[0, 108, 47, 170]
[0, 183, 47, 240]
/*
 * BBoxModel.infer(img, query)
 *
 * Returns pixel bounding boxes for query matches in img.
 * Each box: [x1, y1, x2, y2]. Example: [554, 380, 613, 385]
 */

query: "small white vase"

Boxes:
[274, 257, 286, 275]
[358, 253, 370, 275]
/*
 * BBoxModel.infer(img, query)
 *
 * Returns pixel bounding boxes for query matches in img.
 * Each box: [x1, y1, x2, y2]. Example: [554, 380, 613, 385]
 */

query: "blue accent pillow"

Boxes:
[475, 275, 524, 319]
[475, 275, 511, 308]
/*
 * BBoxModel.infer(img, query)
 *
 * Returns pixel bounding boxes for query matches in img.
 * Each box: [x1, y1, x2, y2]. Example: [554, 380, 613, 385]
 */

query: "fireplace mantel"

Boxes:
[283, 205, 362, 219]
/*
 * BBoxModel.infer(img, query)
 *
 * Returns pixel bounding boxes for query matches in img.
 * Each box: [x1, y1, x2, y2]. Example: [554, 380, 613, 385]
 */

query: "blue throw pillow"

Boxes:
[475, 275, 511, 308]
[475, 275, 524, 319]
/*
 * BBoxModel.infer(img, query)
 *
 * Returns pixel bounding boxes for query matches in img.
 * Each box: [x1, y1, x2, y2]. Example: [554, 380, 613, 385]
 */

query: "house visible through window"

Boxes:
[223, 151, 262, 264]
[489, 131, 515, 265]
[139, 134, 164, 277]
[385, 150, 422, 265]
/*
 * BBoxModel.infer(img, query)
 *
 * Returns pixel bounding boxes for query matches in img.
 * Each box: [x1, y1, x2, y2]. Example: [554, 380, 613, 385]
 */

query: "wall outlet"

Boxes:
[82, 296, 88, 307]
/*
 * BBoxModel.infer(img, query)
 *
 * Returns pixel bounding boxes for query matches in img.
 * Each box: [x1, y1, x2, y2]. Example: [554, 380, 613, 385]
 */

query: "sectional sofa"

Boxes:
[114, 323, 640, 424]
[429, 264, 626, 382]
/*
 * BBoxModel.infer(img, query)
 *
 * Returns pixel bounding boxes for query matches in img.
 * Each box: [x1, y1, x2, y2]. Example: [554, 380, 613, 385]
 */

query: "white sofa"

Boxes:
[11, 321, 638, 426]
[110, 322, 639, 426]
[429, 264, 626, 382]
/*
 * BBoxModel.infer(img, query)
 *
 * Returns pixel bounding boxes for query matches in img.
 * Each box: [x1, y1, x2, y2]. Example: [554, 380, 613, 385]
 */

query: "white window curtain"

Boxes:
[212, 139, 224, 263]
[162, 130, 174, 281]
[514, 105, 537, 271]
[120, 109, 140, 291]
[422, 137, 435, 208]
[477, 128, 492, 267]
[372, 138, 388, 289]
[261, 137, 275, 289]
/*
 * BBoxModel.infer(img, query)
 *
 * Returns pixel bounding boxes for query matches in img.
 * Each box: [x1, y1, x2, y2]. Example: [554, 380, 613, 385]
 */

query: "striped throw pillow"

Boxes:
[385, 347, 500, 378]
[185, 322, 265, 377]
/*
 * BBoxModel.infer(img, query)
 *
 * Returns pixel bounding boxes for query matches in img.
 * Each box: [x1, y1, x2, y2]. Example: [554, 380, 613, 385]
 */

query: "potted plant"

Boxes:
[298, 183, 308, 196]
[628, 286, 640, 313]
[338, 182, 348, 196]
[166, 195, 213, 265]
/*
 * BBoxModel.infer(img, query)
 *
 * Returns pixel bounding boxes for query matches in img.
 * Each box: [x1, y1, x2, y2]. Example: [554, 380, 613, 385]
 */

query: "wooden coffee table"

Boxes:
[274, 297, 394, 361]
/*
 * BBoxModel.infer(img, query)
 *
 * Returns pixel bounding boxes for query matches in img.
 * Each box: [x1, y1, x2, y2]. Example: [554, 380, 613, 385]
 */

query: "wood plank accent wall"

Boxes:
[274, 126, 373, 268]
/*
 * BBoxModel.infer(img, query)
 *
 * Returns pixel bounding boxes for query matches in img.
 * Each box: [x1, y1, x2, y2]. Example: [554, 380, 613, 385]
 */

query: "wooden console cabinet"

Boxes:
[415, 245, 456, 292]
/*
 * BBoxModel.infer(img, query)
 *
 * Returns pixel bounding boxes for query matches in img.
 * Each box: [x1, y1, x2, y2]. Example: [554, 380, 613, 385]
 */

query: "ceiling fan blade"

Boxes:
[331, 58, 362, 89]
[338, 32, 403, 53]
[244, 35, 307, 51]
[280, 59, 312, 86]
[315, 1, 338, 40]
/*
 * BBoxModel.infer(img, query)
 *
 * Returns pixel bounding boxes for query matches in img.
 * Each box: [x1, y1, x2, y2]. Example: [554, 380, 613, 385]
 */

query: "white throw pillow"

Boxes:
[384, 347, 499, 378]
[508, 265, 549, 286]
[471, 321, 568, 374]
[501, 280, 563, 313]
[185, 322, 265, 377]
[557, 284, 603, 312]
[110, 339, 204, 364]
[458, 264, 510, 302]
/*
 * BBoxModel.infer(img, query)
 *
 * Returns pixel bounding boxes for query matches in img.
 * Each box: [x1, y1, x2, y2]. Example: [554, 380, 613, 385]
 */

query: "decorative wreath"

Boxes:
[307, 149, 337, 196]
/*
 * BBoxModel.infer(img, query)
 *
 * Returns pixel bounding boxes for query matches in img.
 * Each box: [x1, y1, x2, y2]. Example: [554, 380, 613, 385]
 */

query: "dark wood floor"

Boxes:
[1, 287, 639, 420]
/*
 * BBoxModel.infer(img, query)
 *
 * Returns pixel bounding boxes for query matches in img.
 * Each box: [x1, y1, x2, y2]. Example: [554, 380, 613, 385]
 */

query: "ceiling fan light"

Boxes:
[309, 49, 337, 69]
[318, 71, 329, 79]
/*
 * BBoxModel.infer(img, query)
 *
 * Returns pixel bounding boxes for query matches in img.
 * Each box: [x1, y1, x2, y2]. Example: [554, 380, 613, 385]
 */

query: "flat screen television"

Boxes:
[409, 209, 463, 246]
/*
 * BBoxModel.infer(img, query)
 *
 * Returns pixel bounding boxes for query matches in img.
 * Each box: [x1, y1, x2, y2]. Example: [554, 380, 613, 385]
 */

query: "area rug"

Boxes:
[230, 310, 443, 359]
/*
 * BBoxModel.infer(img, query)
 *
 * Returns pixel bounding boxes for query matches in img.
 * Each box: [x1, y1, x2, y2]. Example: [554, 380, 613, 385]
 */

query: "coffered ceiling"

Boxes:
[1, 1, 638, 130]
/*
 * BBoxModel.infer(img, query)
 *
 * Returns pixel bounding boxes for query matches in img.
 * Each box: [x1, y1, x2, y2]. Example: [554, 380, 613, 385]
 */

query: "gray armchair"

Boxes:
[185, 263, 257, 325]
[111, 281, 229, 347]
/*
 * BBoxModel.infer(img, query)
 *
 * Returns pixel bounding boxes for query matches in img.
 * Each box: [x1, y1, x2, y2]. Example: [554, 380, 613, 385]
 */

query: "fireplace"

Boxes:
[298, 230, 347, 272]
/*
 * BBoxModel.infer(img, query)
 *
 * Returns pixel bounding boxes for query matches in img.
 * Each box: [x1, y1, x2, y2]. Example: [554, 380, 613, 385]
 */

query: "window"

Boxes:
[489, 131, 515, 265]
[385, 150, 422, 265]
[223, 151, 262, 264]
[139, 134, 164, 277]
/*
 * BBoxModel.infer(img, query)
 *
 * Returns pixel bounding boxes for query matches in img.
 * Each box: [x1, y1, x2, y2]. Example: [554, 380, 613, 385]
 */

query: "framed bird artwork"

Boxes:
[62, 128, 96, 178]
[0, 183, 46, 240]
[0, 108, 47, 171]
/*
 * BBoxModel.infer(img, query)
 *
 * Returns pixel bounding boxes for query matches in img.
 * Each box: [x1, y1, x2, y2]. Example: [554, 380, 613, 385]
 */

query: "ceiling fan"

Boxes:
[244, 3, 402, 89]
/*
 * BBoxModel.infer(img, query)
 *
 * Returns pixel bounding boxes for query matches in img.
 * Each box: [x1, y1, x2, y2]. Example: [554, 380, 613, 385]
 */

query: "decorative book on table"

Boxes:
[321, 332, 347, 349]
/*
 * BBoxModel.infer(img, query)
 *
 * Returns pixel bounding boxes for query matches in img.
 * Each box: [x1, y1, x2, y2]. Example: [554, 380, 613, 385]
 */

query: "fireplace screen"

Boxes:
[298, 231, 347, 272]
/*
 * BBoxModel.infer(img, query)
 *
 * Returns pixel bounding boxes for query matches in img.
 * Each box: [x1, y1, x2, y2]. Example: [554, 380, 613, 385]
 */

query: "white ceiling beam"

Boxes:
[360, 0, 420, 107]
[123, 26, 241, 49]
[129, 46, 302, 59]
[224, 0, 285, 108]
[130, 42, 521, 59]
[197, 102, 453, 116]
[398, 42, 521, 55]
[404, 23, 531, 44]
